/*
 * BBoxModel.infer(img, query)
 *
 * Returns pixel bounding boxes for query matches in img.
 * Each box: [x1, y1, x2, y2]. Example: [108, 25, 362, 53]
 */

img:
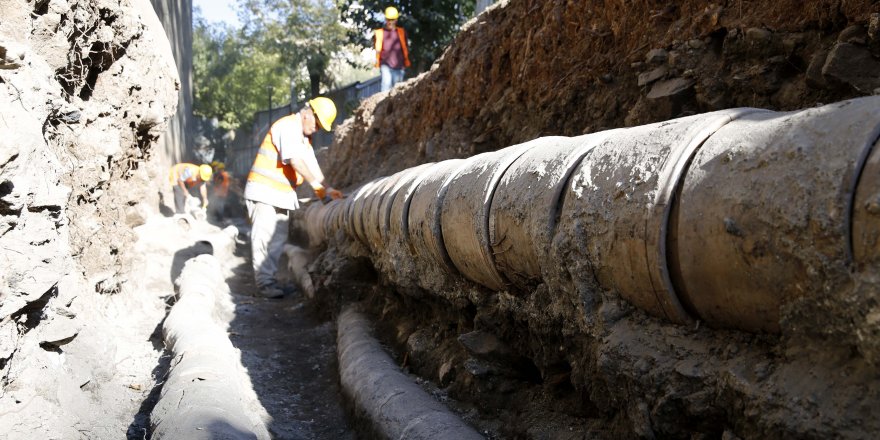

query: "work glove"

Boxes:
[313, 185, 326, 200]
[328, 188, 343, 200]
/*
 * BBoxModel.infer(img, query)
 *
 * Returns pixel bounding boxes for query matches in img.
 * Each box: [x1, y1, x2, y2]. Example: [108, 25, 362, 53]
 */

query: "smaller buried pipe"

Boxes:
[337, 305, 484, 440]
[152, 255, 270, 439]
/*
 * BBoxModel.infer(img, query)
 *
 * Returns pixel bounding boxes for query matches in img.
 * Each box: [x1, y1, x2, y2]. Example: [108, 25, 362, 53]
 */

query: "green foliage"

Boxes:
[239, 0, 350, 97]
[192, 13, 291, 130]
[193, 1, 355, 130]
[339, 0, 476, 73]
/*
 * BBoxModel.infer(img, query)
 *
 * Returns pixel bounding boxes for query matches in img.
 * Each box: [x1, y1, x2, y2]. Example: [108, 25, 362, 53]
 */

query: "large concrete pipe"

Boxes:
[672, 99, 880, 332]
[364, 167, 425, 252]
[346, 179, 381, 244]
[559, 108, 762, 324]
[489, 132, 615, 290]
[379, 163, 435, 246]
[354, 177, 389, 245]
[304, 97, 880, 333]
[407, 159, 471, 275]
[440, 143, 537, 290]
[304, 201, 324, 247]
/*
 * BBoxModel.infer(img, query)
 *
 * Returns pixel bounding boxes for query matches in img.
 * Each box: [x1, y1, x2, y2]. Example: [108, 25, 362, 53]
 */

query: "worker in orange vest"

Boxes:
[209, 161, 232, 220]
[243, 97, 343, 298]
[373, 6, 411, 92]
[168, 163, 212, 214]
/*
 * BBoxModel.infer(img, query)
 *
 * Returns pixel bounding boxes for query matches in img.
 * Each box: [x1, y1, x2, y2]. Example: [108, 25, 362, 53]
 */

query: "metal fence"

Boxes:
[227, 75, 382, 179]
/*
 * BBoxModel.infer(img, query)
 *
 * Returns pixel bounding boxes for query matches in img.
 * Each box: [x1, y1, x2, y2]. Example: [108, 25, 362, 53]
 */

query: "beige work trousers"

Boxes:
[246, 200, 289, 287]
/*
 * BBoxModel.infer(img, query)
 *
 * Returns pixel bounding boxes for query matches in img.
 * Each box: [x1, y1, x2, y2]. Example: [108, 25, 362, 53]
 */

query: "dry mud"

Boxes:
[1, 0, 179, 436]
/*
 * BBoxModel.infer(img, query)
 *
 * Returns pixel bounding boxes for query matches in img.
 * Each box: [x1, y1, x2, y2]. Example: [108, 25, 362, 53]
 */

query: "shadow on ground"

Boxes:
[224, 218, 357, 439]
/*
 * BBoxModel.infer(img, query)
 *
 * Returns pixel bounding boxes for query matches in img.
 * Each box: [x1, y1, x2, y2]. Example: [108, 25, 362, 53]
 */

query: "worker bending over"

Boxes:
[244, 97, 343, 298]
[169, 163, 212, 214]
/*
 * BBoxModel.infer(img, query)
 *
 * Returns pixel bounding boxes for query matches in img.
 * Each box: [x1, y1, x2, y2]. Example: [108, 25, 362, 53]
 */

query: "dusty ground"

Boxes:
[223, 218, 356, 440]
[30, 208, 358, 440]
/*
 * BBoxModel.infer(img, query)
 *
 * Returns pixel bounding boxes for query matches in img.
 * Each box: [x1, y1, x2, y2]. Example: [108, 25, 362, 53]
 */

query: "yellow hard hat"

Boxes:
[384, 6, 399, 20]
[308, 97, 337, 131]
[211, 160, 225, 171]
[199, 164, 213, 181]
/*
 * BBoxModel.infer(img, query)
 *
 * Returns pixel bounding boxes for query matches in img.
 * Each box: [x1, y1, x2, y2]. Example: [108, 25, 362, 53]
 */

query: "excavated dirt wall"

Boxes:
[305, 1, 880, 438]
[0, 0, 179, 436]
[325, 0, 880, 189]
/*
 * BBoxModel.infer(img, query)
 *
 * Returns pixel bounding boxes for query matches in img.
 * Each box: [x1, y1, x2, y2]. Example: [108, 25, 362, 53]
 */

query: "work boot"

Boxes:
[257, 283, 285, 299]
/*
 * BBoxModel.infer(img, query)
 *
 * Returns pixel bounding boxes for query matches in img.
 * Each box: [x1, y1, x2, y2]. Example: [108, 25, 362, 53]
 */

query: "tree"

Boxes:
[339, 0, 476, 73]
[192, 13, 291, 129]
[238, 0, 350, 98]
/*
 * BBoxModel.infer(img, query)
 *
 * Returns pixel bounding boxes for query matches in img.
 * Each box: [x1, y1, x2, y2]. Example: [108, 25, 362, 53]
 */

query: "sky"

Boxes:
[193, 0, 240, 27]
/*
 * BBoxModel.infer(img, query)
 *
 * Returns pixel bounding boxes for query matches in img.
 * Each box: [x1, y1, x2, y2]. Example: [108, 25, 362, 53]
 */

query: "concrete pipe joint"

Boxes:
[303, 97, 880, 333]
[407, 159, 470, 275]
[441, 142, 537, 291]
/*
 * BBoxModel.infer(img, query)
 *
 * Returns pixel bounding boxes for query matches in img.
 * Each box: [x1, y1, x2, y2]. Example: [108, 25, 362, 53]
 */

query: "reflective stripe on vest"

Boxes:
[246, 116, 304, 194]
[374, 27, 411, 68]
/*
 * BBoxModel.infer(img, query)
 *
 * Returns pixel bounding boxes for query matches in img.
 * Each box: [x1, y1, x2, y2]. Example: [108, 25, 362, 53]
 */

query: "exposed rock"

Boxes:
[638, 66, 668, 87]
[869, 13, 880, 41]
[645, 48, 668, 64]
[745, 27, 772, 43]
[458, 330, 512, 360]
[806, 48, 830, 89]
[822, 43, 880, 93]
[647, 78, 695, 100]
[839, 25, 868, 44]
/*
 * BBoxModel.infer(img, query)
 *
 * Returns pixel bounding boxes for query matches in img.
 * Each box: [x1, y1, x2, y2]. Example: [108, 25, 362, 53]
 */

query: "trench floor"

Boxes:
[223, 220, 356, 439]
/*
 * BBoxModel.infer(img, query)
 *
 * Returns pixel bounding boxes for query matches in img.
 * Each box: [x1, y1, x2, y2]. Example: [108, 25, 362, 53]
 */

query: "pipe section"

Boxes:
[672, 100, 880, 331]
[441, 142, 536, 290]
[337, 305, 484, 439]
[490, 133, 613, 289]
[307, 97, 880, 333]
[151, 255, 270, 439]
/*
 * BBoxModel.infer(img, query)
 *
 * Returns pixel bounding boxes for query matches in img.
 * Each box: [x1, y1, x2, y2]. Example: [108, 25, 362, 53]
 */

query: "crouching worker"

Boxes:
[169, 163, 212, 214]
[243, 97, 343, 299]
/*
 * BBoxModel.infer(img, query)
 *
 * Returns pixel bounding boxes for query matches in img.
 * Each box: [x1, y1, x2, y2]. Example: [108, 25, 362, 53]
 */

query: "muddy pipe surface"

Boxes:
[337, 305, 485, 440]
[673, 99, 880, 332]
[151, 255, 270, 440]
[489, 133, 612, 289]
[306, 97, 880, 333]
[441, 142, 537, 291]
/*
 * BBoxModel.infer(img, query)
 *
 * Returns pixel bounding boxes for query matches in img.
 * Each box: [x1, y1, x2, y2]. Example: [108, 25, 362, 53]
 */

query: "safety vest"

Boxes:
[213, 171, 230, 197]
[246, 115, 305, 197]
[374, 27, 411, 68]
[168, 163, 201, 188]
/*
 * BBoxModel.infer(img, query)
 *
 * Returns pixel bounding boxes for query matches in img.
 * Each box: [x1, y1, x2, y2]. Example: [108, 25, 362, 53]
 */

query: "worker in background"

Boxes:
[209, 161, 232, 220]
[244, 97, 343, 299]
[169, 163, 212, 214]
[373, 6, 411, 92]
